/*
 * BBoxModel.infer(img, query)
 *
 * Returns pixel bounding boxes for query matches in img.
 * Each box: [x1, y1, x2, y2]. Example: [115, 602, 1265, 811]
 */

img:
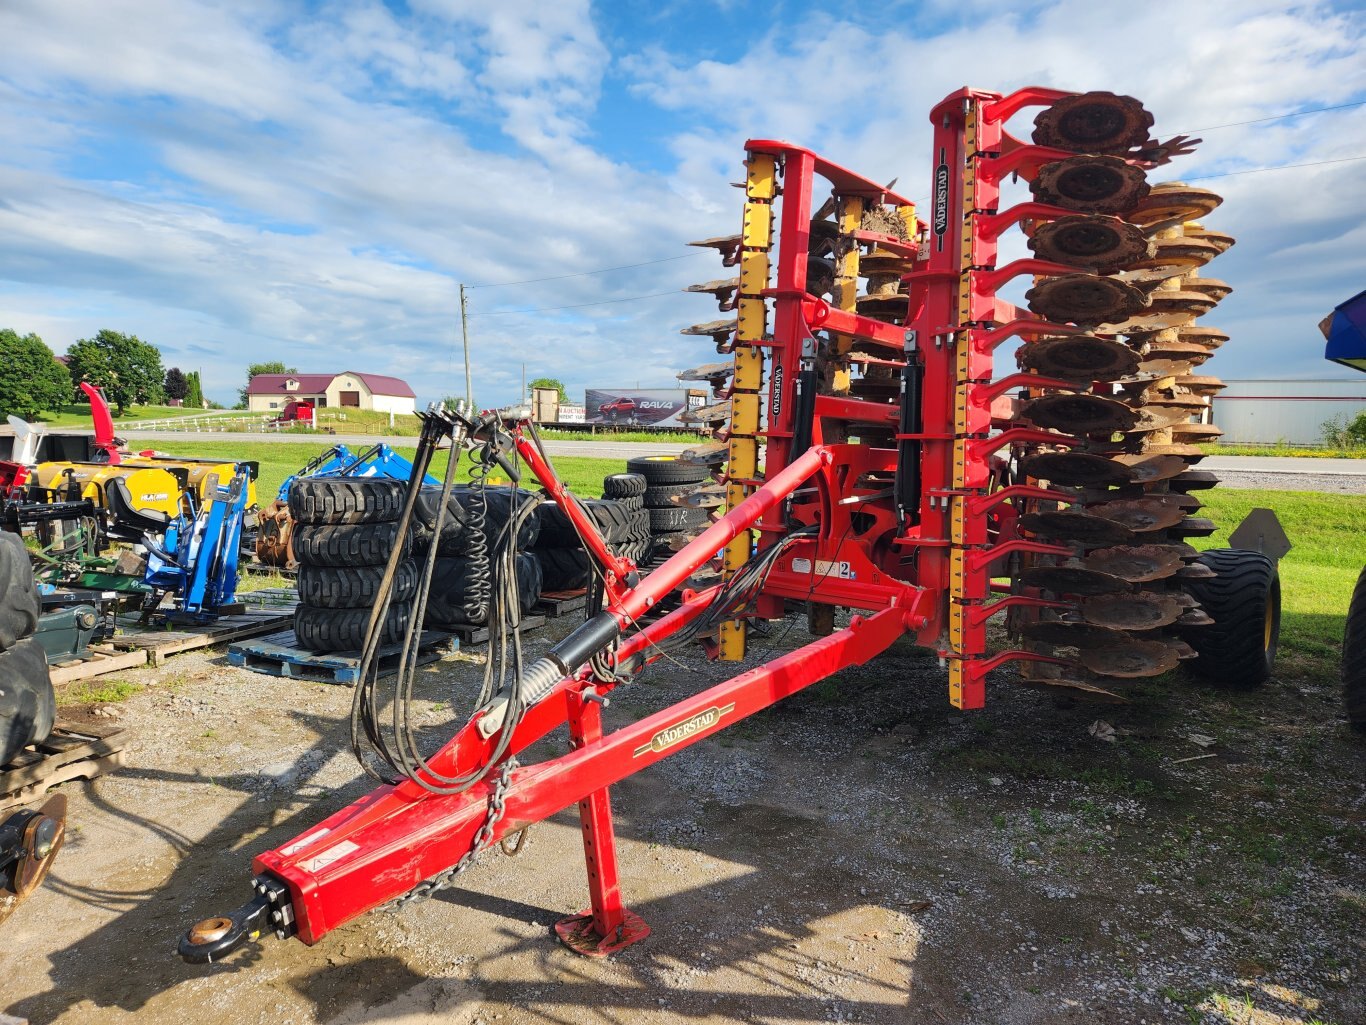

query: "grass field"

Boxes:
[32, 403, 233, 427]
[1200, 442, 1364, 459]
[152, 438, 1361, 679]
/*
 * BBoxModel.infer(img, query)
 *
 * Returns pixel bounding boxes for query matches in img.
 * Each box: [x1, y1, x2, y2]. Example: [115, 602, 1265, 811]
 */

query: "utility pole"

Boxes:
[458, 284, 473, 407]
[522, 362, 526, 403]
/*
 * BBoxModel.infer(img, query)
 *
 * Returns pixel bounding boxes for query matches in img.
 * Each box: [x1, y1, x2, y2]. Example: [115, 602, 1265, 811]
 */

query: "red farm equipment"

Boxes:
[179, 86, 1278, 964]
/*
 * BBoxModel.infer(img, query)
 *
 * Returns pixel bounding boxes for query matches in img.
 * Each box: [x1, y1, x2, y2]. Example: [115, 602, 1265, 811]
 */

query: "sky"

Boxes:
[0, 0, 1363, 409]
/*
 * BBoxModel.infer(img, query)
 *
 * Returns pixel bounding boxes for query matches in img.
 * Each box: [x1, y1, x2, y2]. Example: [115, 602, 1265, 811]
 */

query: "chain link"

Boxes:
[393, 759, 517, 906]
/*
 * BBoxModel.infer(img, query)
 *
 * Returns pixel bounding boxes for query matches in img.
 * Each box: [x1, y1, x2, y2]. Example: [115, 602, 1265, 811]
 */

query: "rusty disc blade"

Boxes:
[1080, 640, 1181, 678]
[1179, 609, 1215, 627]
[1146, 290, 1219, 318]
[681, 399, 731, 424]
[1019, 564, 1130, 594]
[1171, 517, 1217, 538]
[681, 318, 737, 339]
[1032, 91, 1155, 154]
[1079, 591, 1185, 630]
[1127, 237, 1222, 271]
[1170, 421, 1222, 439]
[1022, 621, 1130, 648]
[1124, 404, 1195, 432]
[1088, 498, 1188, 532]
[1138, 442, 1206, 458]
[1021, 392, 1140, 434]
[1031, 155, 1150, 214]
[671, 485, 726, 509]
[1168, 469, 1219, 491]
[1175, 375, 1225, 395]
[1125, 184, 1223, 227]
[1083, 544, 1185, 582]
[1026, 274, 1150, 325]
[1027, 215, 1154, 272]
[1017, 665, 1128, 703]
[1017, 335, 1139, 380]
[1020, 450, 1134, 486]
[1183, 227, 1235, 253]
[1110, 453, 1190, 482]
[1135, 339, 1214, 363]
[678, 441, 729, 465]
[1182, 278, 1233, 301]
[1018, 510, 1136, 544]
[677, 361, 735, 383]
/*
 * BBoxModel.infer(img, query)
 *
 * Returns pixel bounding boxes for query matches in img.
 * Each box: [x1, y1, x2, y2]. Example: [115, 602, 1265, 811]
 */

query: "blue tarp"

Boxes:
[1323, 288, 1366, 373]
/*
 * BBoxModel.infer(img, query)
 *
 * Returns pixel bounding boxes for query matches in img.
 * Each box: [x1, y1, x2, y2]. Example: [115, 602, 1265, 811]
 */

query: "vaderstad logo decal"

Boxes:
[932, 162, 950, 239]
[634, 703, 737, 757]
[771, 365, 783, 417]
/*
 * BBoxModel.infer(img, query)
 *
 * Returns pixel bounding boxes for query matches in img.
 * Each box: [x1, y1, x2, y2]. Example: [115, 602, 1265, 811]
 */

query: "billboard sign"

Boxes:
[585, 389, 699, 427]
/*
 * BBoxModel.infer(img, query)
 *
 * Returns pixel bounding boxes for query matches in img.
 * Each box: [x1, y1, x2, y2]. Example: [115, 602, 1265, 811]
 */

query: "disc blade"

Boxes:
[1017, 335, 1140, 380]
[1078, 591, 1185, 630]
[1080, 640, 1181, 678]
[1030, 155, 1150, 214]
[1086, 497, 1187, 532]
[1020, 392, 1140, 433]
[1083, 544, 1185, 581]
[1019, 564, 1130, 594]
[1022, 621, 1130, 647]
[1027, 215, 1154, 273]
[1026, 274, 1150, 325]
[1031, 91, 1154, 154]
[1020, 450, 1134, 486]
[1018, 509, 1137, 544]
[1110, 453, 1190, 482]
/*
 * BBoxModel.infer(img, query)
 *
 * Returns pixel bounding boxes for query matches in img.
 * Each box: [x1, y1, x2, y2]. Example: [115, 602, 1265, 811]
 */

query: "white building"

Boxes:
[1210, 379, 1366, 445]
[245, 372, 417, 415]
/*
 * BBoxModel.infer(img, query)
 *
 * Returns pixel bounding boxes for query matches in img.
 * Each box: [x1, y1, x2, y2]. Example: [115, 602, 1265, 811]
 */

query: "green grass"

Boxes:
[147, 439, 625, 503]
[32, 403, 233, 427]
[1199, 443, 1364, 459]
[1196, 488, 1366, 680]
[536, 427, 708, 443]
[63, 678, 142, 704]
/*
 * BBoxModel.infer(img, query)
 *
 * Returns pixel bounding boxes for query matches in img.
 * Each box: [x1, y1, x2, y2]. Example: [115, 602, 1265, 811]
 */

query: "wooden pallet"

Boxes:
[537, 590, 587, 618]
[48, 644, 150, 688]
[110, 605, 295, 665]
[1, 721, 127, 811]
[448, 613, 547, 646]
[227, 629, 457, 685]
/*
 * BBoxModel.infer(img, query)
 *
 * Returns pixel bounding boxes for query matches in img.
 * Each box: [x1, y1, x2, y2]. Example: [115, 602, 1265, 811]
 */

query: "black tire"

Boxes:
[1344, 564, 1366, 733]
[297, 560, 419, 609]
[293, 521, 410, 568]
[603, 473, 647, 499]
[643, 482, 698, 507]
[412, 487, 469, 543]
[288, 477, 405, 525]
[0, 532, 41, 651]
[0, 637, 56, 764]
[649, 506, 709, 533]
[453, 485, 541, 550]
[423, 554, 542, 626]
[626, 455, 709, 487]
[294, 602, 412, 653]
[1179, 548, 1280, 689]
[538, 498, 635, 547]
[536, 547, 591, 591]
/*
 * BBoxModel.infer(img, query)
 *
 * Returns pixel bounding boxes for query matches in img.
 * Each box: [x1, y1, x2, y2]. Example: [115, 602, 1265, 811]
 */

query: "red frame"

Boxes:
[212, 84, 1111, 959]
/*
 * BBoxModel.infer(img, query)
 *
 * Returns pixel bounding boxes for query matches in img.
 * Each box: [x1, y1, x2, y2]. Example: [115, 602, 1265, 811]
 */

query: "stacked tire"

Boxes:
[627, 455, 711, 560]
[0, 532, 56, 766]
[418, 485, 543, 631]
[532, 473, 652, 591]
[289, 477, 413, 653]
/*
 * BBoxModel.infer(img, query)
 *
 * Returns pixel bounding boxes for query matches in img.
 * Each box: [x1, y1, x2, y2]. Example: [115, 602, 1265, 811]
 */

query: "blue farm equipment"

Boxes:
[1321, 290, 1366, 731]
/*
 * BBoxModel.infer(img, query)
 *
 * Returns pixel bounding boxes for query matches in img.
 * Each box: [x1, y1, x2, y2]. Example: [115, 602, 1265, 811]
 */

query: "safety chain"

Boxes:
[392, 758, 517, 906]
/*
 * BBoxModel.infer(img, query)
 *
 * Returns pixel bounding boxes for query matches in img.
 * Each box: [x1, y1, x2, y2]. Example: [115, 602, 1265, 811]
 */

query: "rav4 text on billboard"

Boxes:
[584, 389, 701, 428]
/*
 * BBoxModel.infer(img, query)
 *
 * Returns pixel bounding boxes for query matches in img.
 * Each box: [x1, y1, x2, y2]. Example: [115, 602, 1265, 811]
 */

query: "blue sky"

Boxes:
[1, 0, 1364, 408]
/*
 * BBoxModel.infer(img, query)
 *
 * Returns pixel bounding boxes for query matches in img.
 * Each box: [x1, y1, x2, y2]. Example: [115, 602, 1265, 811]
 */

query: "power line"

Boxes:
[1175, 99, 1366, 135]
[1187, 154, 1366, 181]
[465, 252, 706, 289]
[466, 289, 683, 318]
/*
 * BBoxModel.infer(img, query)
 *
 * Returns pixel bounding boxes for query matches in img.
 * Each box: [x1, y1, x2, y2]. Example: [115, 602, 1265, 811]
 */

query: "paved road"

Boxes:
[1200, 455, 1366, 476]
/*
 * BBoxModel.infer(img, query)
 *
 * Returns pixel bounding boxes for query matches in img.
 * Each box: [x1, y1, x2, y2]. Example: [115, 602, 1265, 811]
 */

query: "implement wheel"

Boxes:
[1179, 549, 1280, 689]
[1344, 565, 1366, 733]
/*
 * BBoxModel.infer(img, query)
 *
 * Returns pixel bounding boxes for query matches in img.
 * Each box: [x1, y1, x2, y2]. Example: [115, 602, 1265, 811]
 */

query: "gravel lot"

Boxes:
[2, 610, 1362, 1025]
[1211, 470, 1365, 493]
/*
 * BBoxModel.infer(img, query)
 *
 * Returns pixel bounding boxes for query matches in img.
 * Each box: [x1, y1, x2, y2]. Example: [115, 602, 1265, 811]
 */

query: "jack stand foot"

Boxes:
[553, 907, 650, 957]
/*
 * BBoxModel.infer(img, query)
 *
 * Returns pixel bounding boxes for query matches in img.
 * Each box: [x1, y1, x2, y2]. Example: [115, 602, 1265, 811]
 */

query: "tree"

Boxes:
[164, 367, 189, 402]
[528, 377, 568, 402]
[185, 370, 204, 409]
[239, 361, 297, 408]
[0, 329, 72, 420]
[65, 329, 165, 415]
